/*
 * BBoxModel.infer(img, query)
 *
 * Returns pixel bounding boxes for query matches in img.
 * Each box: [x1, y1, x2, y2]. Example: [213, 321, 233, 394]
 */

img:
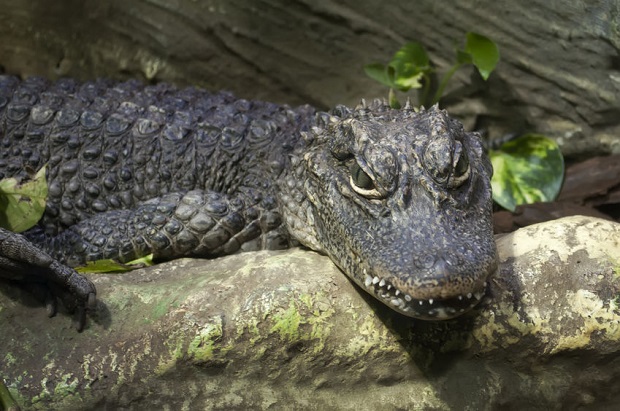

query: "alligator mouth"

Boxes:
[362, 273, 485, 320]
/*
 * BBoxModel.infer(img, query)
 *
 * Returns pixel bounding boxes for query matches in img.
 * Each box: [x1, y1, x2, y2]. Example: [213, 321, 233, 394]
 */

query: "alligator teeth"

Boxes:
[379, 279, 386, 287]
[372, 276, 380, 285]
[404, 295, 411, 302]
[458, 295, 463, 301]
[387, 284, 392, 291]
[429, 299, 434, 305]
[467, 293, 473, 299]
[390, 298, 403, 307]
[394, 289, 399, 295]
[364, 275, 372, 288]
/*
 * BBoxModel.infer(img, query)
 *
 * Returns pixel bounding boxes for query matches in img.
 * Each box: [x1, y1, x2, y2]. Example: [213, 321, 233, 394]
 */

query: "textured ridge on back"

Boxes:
[0, 76, 316, 234]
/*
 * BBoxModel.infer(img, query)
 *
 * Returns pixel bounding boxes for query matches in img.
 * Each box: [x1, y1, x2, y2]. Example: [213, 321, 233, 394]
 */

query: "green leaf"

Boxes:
[464, 32, 500, 80]
[393, 71, 425, 91]
[0, 166, 48, 233]
[76, 254, 155, 274]
[364, 63, 394, 88]
[490, 134, 564, 211]
[388, 42, 431, 91]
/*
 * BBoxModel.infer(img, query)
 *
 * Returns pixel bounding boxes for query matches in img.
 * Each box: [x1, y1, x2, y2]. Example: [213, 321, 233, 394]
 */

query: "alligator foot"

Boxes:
[0, 228, 96, 331]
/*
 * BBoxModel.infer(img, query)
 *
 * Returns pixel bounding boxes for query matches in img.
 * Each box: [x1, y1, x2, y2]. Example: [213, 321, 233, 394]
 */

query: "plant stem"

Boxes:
[419, 73, 431, 107]
[388, 88, 401, 109]
[431, 63, 463, 106]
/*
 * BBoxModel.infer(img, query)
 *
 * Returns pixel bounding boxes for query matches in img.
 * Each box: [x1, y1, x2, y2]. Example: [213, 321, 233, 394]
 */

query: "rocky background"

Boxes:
[0, 0, 619, 157]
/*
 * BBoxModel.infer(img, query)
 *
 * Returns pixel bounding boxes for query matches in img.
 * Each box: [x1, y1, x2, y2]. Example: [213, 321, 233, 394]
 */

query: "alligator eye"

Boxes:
[333, 151, 352, 161]
[448, 142, 470, 187]
[349, 162, 382, 198]
[350, 163, 373, 189]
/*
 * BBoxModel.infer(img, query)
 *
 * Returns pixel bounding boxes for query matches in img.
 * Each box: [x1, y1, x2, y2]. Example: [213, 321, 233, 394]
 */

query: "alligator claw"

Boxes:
[87, 292, 97, 309]
[45, 291, 58, 318]
[74, 305, 87, 332]
[0, 228, 97, 331]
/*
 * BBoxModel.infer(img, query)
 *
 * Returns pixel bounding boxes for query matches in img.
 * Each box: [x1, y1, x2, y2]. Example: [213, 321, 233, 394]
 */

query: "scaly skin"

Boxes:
[0, 75, 497, 329]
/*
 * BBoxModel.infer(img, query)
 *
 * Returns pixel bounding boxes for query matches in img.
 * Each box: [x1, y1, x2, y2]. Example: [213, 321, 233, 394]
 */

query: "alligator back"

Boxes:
[0, 76, 315, 234]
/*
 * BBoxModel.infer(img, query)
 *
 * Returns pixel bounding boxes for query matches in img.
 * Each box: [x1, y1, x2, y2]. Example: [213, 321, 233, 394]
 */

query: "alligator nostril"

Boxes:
[413, 253, 436, 269]
[412, 252, 454, 272]
[413, 253, 460, 279]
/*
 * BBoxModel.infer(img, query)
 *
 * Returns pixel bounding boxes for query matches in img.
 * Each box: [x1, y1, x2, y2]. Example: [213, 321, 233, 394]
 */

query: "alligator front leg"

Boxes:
[28, 188, 289, 270]
[0, 228, 96, 331]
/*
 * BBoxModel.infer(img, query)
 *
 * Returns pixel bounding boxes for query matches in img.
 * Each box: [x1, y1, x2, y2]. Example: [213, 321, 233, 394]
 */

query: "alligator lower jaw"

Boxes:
[362, 273, 486, 320]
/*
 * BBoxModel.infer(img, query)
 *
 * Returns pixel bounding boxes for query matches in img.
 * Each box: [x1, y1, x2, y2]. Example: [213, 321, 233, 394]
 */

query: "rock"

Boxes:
[1, 216, 619, 410]
[0, 0, 618, 155]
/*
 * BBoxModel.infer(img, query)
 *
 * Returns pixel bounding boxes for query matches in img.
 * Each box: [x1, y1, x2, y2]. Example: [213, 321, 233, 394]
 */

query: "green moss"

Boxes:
[263, 292, 337, 355]
[154, 331, 187, 375]
[173, 336, 186, 360]
[53, 375, 79, 397]
[187, 322, 224, 362]
[338, 314, 392, 358]
[245, 317, 263, 345]
[270, 300, 303, 341]
[151, 299, 176, 321]
[303, 293, 335, 353]
[3, 352, 16, 367]
[299, 293, 313, 310]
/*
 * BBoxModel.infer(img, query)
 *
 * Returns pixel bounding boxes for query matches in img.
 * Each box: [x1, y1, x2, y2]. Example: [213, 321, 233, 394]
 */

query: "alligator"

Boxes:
[0, 75, 498, 330]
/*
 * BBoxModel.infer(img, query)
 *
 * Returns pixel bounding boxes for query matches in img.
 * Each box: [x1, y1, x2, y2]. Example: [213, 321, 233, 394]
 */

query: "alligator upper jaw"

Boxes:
[360, 271, 489, 320]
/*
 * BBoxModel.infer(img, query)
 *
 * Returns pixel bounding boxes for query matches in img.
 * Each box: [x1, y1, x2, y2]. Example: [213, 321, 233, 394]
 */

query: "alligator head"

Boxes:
[281, 101, 498, 320]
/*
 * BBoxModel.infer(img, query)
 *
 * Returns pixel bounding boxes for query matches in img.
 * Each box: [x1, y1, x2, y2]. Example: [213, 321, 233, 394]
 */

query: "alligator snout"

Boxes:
[360, 251, 496, 319]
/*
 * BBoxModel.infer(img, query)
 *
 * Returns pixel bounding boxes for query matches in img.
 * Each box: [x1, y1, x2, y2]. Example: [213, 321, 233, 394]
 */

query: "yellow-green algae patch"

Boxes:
[187, 318, 229, 362]
[550, 289, 620, 354]
[470, 301, 546, 352]
[270, 300, 304, 341]
[154, 332, 188, 376]
[267, 291, 336, 352]
[154, 286, 339, 378]
[52, 374, 79, 397]
[4, 352, 16, 367]
[338, 313, 399, 358]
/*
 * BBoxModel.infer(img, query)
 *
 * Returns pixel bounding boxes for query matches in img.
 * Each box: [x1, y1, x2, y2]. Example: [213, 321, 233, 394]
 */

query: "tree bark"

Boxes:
[0, 0, 618, 156]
